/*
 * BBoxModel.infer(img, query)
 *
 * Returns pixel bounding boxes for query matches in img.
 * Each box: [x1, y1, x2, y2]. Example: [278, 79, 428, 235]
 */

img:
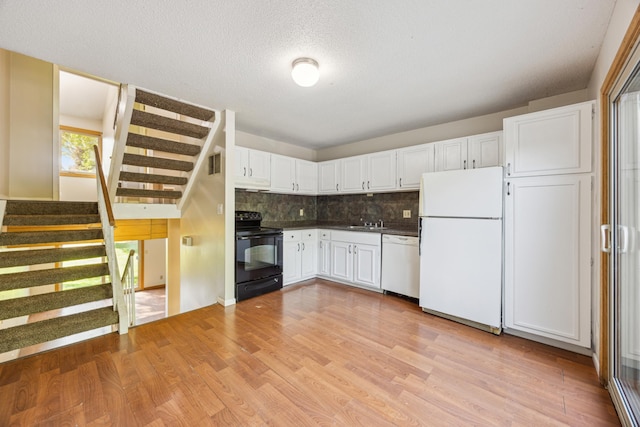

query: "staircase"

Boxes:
[0, 200, 127, 356]
[108, 86, 221, 218]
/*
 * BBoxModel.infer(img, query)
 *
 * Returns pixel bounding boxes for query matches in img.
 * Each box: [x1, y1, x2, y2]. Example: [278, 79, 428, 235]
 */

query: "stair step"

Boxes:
[119, 171, 188, 186]
[3, 214, 101, 226]
[116, 188, 183, 199]
[135, 89, 215, 121]
[0, 229, 103, 246]
[0, 306, 119, 354]
[0, 245, 106, 268]
[122, 153, 194, 172]
[126, 133, 201, 156]
[130, 109, 209, 139]
[0, 283, 113, 320]
[5, 200, 98, 216]
[0, 263, 110, 291]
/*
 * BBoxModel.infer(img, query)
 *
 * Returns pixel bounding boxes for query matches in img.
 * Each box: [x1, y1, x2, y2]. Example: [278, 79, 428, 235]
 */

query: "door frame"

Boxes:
[600, 5, 640, 387]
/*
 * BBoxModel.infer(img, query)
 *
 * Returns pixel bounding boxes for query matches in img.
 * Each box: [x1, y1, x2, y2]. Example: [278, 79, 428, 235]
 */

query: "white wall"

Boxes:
[586, 0, 639, 375]
[178, 112, 229, 312]
[144, 238, 166, 287]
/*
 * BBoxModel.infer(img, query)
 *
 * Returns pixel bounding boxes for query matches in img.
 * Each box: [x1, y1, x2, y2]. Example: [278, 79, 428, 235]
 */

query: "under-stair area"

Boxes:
[109, 86, 221, 218]
[0, 200, 127, 358]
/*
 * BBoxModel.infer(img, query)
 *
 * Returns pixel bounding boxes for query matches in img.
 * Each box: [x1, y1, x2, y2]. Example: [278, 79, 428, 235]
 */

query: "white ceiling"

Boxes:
[0, 1, 616, 150]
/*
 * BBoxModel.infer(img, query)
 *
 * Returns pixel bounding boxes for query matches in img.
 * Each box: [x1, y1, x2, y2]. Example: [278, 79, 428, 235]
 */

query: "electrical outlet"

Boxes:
[160, 275, 164, 280]
[403, 210, 411, 218]
[217, 203, 224, 215]
[299, 208, 304, 216]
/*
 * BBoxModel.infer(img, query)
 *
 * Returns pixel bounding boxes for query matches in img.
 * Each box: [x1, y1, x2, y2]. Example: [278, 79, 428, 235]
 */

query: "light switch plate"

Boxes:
[403, 210, 411, 218]
[299, 209, 304, 216]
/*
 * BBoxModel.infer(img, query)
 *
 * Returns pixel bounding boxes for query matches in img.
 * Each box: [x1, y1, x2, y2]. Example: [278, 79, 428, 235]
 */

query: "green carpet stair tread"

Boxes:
[130, 109, 209, 139]
[5, 201, 98, 216]
[135, 89, 215, 121]
[3, 214, 101, 226]
[126, 133, 201, 156]
[0, 245, 106, 268]
[118, 171, 188, 186]
[0, 263, 110, 291]
[0, 284, 113, 320]
[116, 188, 183, 199]
[0, 229, 103, 246]
[0, 306, 119, 354]
[122, 153, 194, 172]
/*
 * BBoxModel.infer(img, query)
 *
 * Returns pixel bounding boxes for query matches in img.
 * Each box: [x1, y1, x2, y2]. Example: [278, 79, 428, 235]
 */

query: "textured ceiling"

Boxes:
[0, 0, 616, 149]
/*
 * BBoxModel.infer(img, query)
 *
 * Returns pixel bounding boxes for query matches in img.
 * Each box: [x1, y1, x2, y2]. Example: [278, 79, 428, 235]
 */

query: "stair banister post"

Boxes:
[94, 146, 129, 334]
[108, 84, 136, 206]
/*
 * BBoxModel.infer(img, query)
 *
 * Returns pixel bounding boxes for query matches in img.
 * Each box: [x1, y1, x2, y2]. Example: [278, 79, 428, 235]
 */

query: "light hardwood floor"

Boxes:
[0, 279, 619, 426]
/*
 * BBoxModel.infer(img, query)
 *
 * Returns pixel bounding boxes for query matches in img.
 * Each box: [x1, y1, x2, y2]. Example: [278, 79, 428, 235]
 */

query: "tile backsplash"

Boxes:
[235, 189, 419, 228]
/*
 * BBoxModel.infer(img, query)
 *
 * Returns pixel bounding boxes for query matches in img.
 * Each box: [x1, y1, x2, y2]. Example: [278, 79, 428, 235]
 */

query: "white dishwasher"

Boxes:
[381, 234, 419, 298]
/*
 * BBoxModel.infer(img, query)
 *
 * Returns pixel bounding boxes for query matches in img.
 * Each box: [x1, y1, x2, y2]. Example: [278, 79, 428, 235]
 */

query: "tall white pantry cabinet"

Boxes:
[503, 101, 594, 349]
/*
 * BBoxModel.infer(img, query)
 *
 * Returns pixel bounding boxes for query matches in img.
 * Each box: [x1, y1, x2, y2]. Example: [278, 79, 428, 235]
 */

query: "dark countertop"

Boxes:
[263, 221, 419, 237]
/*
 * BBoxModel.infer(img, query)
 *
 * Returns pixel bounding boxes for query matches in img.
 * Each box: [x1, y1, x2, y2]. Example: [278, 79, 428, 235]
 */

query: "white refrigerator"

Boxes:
[419, 166, 503, 333]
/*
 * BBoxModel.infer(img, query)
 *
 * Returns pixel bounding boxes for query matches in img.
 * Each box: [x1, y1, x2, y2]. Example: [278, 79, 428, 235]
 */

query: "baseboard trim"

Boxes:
[217, 296, 236, 306]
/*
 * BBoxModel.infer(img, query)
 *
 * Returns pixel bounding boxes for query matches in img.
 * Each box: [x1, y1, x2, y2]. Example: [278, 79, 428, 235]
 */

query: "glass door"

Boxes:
[610, 63, 640, 426]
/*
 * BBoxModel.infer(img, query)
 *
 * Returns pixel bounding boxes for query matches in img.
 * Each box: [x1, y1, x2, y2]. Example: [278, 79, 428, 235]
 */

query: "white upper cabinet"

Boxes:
[235, 147, 271, 188]
[270, 154, 296, 192]
[270, 154, 317, 194]
[435, 137, 468, 171]
[318, 160, 341, 193]
[341, 151, 396, 193]
[434, 132, 502, 172]
[397, 144, 435, 189]
[296, 159, 318, 194]
[468, 131, 503, 169]
[504, 101, 594, 177]
[368, 150, 397, 191]
[341, 156, 368, 192]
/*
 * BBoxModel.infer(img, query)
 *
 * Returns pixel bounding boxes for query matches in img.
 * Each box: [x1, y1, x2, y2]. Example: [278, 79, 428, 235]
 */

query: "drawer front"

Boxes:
[284, 230, 302, 242]
[319, 230, 331, 240]
[302, 229, 318, 241]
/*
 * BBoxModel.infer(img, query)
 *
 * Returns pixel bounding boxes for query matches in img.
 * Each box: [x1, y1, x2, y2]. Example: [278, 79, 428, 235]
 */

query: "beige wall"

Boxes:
[178, 111, 229, 312]
[0, 50, 9, 198]
[236, 89, 590, 163]
[7, 52, 55, 199]
[237, 130, 316, 161]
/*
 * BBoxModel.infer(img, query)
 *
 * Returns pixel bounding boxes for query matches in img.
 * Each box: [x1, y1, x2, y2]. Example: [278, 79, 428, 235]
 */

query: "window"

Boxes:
[59, 126, 101, 177]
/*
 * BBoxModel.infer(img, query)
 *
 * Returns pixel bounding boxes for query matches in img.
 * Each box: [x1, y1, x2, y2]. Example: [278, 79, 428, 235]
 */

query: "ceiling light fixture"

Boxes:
[291, 58, 319, 87]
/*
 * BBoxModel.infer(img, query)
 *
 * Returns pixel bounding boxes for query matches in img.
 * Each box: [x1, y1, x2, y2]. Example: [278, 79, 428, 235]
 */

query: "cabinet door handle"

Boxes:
[297, 243, 300, 252]
[367, 181, 370, 189]
[354, 245, 357, 254]
[507, 163, 511, 176]
[243, 167, 247, 176]
[249, 168, 253, 177]
[473, 159, 476, 168]
[506, 182, 511, 196]
[336, 183, 339, 191]
[302, 242, 305, 251]
[296, 183, 299, 191]
[362, 182, 365, 190]
[348, 245, 352, 254]
[320, 241, 323, 248]
[463, 160, 467, 169]
[399, 177, 402, 187]
[292, 183, 295, 191]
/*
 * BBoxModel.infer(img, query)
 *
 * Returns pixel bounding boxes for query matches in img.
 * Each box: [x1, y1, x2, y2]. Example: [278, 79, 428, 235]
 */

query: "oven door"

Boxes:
[235, 232, 283, 284]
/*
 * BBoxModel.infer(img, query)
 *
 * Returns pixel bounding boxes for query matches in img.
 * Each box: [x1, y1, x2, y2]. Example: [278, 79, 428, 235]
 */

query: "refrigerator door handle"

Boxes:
[601, 224, 611, 253]
[506, 182, 511, 196]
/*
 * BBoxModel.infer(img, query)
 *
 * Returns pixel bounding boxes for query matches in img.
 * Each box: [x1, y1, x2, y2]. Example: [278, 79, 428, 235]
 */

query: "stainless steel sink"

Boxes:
[347, 225, 387, 231]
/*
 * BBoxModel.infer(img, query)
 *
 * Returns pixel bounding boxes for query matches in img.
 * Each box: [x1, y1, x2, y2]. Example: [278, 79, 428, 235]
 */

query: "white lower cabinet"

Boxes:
[283, 229, 317, 285]
[328, 231, 381, 289]
[504, 174, 592, 348]
[318, 230, 332, 276]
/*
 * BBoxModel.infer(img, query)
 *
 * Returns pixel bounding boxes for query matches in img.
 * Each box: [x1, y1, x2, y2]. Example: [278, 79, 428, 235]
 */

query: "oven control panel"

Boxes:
[235, 211, 262, 221]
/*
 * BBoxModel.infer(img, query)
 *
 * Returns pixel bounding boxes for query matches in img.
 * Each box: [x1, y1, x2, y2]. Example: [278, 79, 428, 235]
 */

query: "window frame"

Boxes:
[59, 125, 102, 178]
